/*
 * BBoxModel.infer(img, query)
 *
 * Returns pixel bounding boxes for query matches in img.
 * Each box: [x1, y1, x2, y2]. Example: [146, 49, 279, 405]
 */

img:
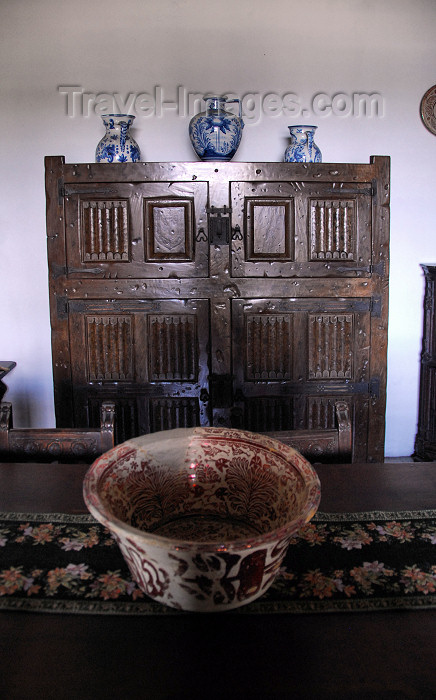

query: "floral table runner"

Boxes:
[1, 510, 435, 614]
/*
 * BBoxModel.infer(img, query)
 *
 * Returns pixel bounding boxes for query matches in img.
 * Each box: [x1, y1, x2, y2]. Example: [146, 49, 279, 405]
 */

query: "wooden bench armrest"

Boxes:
[263, 401, 352, 463]
[0, 401, 115, 462]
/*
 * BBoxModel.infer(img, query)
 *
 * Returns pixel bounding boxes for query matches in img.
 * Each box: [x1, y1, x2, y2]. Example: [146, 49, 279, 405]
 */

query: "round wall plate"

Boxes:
[420, 85, 436, 135]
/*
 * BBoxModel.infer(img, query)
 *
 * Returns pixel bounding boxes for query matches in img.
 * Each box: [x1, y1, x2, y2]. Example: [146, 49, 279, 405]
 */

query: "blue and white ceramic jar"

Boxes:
[189, 95, 244, 161]
[284, 125, 322, 163]
[95, 114, 141, 163]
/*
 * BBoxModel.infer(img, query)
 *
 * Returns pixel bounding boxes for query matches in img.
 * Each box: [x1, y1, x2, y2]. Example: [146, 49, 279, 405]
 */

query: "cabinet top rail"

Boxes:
[46, 155, 390, 187]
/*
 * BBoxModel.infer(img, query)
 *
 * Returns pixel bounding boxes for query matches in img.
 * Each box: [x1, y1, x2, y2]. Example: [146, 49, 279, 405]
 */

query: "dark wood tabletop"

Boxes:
[1, 461, 436, 699]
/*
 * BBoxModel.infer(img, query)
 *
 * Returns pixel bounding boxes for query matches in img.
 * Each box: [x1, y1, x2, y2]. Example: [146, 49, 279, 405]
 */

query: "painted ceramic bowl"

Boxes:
[83, 427, 320, 612]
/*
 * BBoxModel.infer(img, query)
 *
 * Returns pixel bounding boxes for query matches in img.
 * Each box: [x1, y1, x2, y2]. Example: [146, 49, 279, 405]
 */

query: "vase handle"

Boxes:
[226, 98, 242, 119]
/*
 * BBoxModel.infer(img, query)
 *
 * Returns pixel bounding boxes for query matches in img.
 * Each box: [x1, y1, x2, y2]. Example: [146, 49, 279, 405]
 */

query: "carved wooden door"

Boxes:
[46, 157, 389, 462]
[48, 163, 212, 438]
[226, 175, 382, 462]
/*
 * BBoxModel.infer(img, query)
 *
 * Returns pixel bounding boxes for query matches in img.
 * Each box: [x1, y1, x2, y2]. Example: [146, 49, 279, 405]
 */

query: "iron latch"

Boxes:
[207, 206, 232, 245]
[209, 373, 234, 408]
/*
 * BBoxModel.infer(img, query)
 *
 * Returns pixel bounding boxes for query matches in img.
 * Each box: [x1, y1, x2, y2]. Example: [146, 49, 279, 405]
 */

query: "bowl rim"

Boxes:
[83, 427, 321, 552]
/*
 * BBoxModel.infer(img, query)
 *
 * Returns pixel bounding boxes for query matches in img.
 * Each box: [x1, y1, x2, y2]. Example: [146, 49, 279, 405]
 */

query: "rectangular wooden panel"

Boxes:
[246, 198, 294, 260]
[81, 200, 130, 262]
[86, 315, 134, 381]
[308, 314, 353, 379]
[149, 397, 200, 432]
[306, 396, 352, 430]
[148, 314, 198, 381]
[245, 314, 293, 380]
[145, 199, 193, 261]
[310, 199, 356, 261]
[241, 396, 294, 432]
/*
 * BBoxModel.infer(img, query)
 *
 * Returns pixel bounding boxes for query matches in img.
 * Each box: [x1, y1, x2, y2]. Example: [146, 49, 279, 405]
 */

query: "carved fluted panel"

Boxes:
[148, 315, 197, 381]
[307, 396, 350, 430]
[150, 397, 199, 431]
[244, 397, 294, 432]
[310, 199, 355, 260]
[81, 200, 129, 261]
[88, 397, 138, 444]
[245, 314, 293, 380]
[86, 316, 133, 381]
[422, 270, 436, 358]
[308, 314, 353, 379]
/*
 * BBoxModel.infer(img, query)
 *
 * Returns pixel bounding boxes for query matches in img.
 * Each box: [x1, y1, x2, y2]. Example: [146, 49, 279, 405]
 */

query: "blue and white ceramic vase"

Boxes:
[95, 114, 141, 163]
[284, 125, 322, 163]
[189, 95, 244, 161]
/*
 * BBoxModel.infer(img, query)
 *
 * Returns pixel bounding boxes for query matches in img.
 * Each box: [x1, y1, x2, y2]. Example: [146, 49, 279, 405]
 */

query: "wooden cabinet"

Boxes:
[414, 264, 436, 461]
[45, 156, 390, 462]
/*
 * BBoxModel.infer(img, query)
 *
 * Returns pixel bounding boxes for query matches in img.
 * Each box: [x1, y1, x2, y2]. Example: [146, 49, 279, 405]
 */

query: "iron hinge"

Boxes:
[58, 179, 65, 204]
[370, 296, 382, 317]
[333, 261, 385, 276]
[56, 295, 68, 320]
[51, 264, 103, 279]
[51, 264, 67, 280]
[369, 377, 380, 398]
[369, 261, 385, 277]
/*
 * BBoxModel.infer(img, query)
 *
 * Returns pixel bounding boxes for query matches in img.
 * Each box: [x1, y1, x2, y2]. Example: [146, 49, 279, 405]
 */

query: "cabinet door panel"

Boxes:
[64, 181, 208, 278]
[68, 298, 210, 440]
[85, 394, 204, 444]
[230, 181, 372, 278]
[231, 297, 373, 459]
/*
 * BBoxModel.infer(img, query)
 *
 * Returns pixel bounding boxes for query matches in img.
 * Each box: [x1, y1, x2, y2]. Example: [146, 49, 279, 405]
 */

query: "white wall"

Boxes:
[1, 0, 435, 455]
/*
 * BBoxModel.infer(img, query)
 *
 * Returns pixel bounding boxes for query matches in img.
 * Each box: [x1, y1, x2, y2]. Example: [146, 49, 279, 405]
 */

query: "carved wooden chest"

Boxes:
[45, 156, 390, 462]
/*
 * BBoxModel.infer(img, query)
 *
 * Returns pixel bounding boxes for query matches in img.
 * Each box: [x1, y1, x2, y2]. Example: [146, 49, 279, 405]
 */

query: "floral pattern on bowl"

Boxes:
[83, 427, 320, 612]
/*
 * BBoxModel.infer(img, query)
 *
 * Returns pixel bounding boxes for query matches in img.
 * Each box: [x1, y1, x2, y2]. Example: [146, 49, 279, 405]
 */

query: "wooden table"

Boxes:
[1, 461, 436, 699]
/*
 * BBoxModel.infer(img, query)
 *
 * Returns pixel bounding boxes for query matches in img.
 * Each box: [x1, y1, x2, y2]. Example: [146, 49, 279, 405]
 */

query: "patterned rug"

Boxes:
[1, 510, 435, 614]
